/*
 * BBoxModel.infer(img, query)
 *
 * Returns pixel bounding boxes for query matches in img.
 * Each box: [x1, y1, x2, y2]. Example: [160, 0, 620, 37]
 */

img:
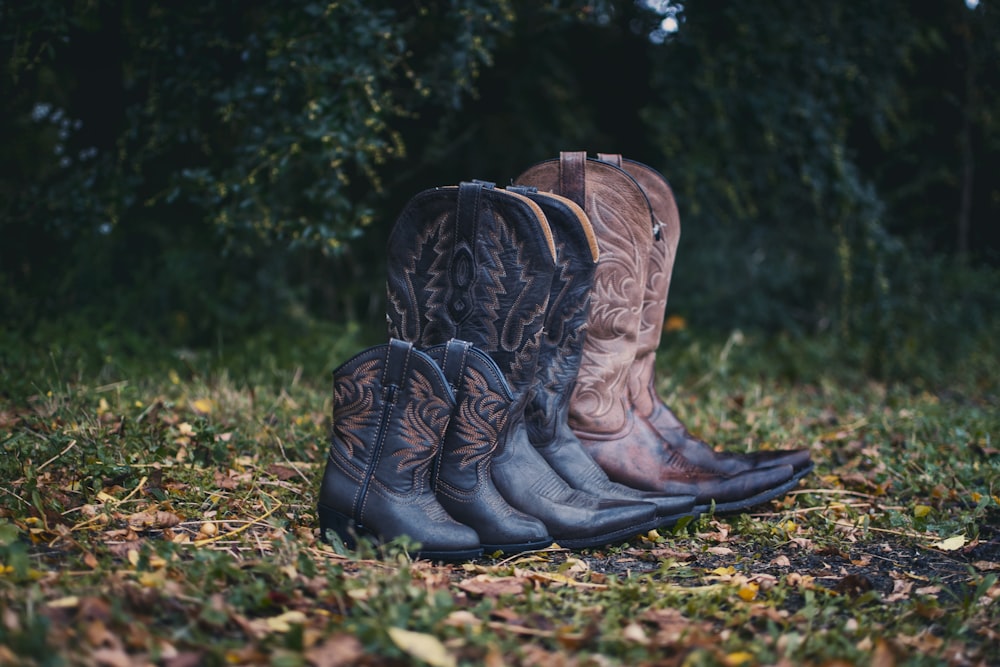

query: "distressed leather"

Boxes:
[386, 181, 660, 548]
[517, 153, 799, 512]
[425, 339, 552, 554]
[516, 154, 652, 435]
[386, 182, 555, 398]
[605, 156, 812, 477]
[317, 339, 482, 561]
[510, 186, 696, 523]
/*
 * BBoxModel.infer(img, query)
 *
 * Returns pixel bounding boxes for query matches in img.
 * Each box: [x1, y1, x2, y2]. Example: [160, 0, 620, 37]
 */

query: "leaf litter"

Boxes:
[0, 340, 998, 666]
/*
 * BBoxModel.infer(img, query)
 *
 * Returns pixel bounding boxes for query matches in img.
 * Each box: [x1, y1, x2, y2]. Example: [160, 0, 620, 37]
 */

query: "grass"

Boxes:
[1, 320, 998, 666]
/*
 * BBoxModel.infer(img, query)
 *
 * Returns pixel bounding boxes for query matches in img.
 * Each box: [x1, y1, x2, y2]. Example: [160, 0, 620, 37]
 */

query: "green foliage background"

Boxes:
[2, 0, 998, 378]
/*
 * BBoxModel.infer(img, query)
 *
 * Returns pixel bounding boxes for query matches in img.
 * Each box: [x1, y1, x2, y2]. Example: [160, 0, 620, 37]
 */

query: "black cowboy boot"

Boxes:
[317, 338, 482, 561]
[425, 339, 553, 555]
[595, 153, 812, 481]
[386, 180, 660, 549]
[507, 185, 697, 525]
[516, 153, 798, 513]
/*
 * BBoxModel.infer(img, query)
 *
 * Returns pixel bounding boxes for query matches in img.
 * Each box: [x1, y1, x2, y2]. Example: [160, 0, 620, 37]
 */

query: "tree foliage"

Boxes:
[1, 0, 998, 368]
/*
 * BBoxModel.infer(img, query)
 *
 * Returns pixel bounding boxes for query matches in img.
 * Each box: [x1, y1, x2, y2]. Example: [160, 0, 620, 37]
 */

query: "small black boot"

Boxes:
[425, 339, 553, 555]
[317, 339, 482, 561]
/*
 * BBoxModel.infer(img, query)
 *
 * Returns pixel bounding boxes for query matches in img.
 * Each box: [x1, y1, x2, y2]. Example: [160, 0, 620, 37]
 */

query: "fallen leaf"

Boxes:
[972, 560, 1000, 571]
[190, 399, 214, 415]
[458, 575, 529, 597]
[724, 650, 754, 666]
[386, 627, 456, 667]
[305, 634, 363, 667]
[264, 610, 307, 633]
[47, 596, 79, 608]
[930, 535, 966, 551]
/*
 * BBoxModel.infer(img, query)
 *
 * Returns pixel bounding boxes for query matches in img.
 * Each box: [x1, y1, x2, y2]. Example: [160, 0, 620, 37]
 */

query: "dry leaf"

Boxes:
[457, 575, 529, 597]
[264, 610, 307, 633]
[931, 535, 966, 551]
[386, 627, 456, 667]
[305, 634, 363, 667]
[190, 398, 214, 415]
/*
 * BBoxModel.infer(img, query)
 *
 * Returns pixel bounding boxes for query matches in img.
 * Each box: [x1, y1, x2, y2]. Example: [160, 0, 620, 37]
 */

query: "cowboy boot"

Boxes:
[506, 185, 697, 525]
[386, 180, 661, 549]
[595, 154, 812, 480]
[317, 338, 482, 561]
[516, 152, 797, 513]
[424, 338, 553, 555]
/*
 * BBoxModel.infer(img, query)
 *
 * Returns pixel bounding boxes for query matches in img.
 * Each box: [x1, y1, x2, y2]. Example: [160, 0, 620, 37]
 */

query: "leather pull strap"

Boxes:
[451, 182, 490, 323]
[383, 338, 413, 397]
[597, 153, 622, 167]
[559, 151, 586, 208]
[439, 339, 472, 389]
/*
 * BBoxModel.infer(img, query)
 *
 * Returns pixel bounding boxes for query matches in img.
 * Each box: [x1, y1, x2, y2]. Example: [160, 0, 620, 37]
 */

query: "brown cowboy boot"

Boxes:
[386, 180, 660, 549]
[317, 339, 482, 561]
[596, 153, 813, 480]
[516, 153, 797, 513]
[506, 185, 697, 525]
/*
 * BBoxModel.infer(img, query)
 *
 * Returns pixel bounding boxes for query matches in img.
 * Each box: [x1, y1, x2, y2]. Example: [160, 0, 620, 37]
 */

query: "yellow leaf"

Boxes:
[931, 535, 966, 551]
[168, 369, 181, 385]
[725, 651, 755, 666]
[97, 398, 111, 416]
[663, 315, 687, 332]
[191, 398, 214, 415]
[913, 505, 932, 518]
[737, 583, 759, 601]
[47, 596, 80, 608]
[266, 611, 307, 633]
[709, 566, 736, 576]
[387, 627, 456, 667]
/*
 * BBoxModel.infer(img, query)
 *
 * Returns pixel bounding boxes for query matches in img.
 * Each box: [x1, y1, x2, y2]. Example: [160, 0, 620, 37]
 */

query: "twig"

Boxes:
[37, 440, 78, 472]
[192, 492, 283, 547]
[274, 436, 312, 486]
[786, 489, 879, 499]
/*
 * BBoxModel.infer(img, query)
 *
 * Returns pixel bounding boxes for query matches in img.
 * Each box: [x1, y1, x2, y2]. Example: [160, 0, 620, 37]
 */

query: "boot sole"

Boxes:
[318, 505, 483, 562]
[554, 514, 663, 551]
[481, 537, 555, 556]
[695, 462, 815, 515]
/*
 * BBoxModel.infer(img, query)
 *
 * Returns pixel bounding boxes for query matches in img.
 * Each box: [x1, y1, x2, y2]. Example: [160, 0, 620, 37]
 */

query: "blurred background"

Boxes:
[2, 0, 998, 381]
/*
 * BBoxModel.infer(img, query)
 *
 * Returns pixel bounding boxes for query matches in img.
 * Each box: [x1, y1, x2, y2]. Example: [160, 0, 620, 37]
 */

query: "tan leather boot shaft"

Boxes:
[599, 156, 682, 418]
[516, 152, 654, 435]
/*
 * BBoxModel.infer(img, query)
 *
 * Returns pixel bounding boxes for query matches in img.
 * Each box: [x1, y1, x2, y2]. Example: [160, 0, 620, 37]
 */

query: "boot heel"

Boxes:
[318, 505, 364, 549]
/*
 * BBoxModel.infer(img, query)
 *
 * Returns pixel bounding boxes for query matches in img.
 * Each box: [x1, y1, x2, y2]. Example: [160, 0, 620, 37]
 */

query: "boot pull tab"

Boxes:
[597, 152, 622, 167]
[439, 339, 473, 391]
[558, 151, 586, 208]
[382, 338, 413, 401]
[451, 182, 488, 323]
[506, 184, 537, 196]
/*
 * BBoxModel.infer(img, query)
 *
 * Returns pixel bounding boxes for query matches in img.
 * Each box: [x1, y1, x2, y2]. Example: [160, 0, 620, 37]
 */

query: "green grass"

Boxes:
[1, 321, 998, 666]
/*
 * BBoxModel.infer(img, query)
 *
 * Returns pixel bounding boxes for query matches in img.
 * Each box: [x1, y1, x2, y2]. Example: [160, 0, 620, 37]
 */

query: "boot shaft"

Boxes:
[506, 187, 600, 446]
[424, 339, 513, 493]
[328, 339, 454, 512]
[515, 152, 655, 434]
[386, 181, 557, 400]
[597, 155, 682, 417]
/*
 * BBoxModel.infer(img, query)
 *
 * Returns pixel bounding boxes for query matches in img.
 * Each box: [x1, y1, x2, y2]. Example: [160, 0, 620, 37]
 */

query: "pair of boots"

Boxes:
[514, 153, 813, 514]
